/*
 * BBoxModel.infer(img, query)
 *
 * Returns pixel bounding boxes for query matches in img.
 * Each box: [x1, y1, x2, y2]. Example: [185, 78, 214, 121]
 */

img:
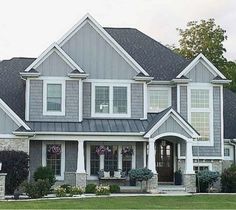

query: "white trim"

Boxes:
[143, 83, 147, 119]
[223, 145, 234, 160]
[176, 53, 226, 79]
[177, 84, 180, 113]
[147, 86, 171, 113]
[193, 162, 213, 171]
[0, 98, 30, 130]
[143, 142, 147, 167]
[0, 134, 27, 139]
[57, 13, 149, 77]
[20, 72, 41, 77]
[187, 83, 214, 146]
[150, 133, 192, 143]
[144, 108, 200, 139]
[24, 43, 84, 73]
[25, 79, 30, 121]
[220, 85, 224, 158]
[42, 141, 65, 180]
[43, 79, 66, 116]
[79, 79, 83, 122]
[91, 82, 131, 118]
[212, 79, 231, 84]
[84, 79, 143, 84]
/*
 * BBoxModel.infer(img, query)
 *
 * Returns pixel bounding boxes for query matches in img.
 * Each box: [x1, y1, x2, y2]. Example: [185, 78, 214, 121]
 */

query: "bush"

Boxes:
[22, 179, 51, 199]
[55, 187, 67, 197]
[95, 185, 110, 195]
[33, 166, 55, 187]
[129, 168, 153, 182]
[69, 186, 84, 196]
[221, 165, 236, 192]
[60, 184, 72, 193]
[196, 170, 219, 192]
[0, 150, 29, 194]
[85, 184, 96, 193]
[109, 184, 120, 193]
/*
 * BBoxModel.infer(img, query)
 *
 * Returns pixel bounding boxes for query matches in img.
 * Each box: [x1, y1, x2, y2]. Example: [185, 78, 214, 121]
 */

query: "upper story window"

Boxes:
[92, 83, 130, 117]
[188, 84, 213, 143]
[148, 87, 171, 112]
[43, 80, 65, 116]
[224, 145, 233, 160]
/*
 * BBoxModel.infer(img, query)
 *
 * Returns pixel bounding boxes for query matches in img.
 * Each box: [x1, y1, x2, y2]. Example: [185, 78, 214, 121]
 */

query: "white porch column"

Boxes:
[76, 140, 85, 173]
[185, 140, 194, 174]
[148, 139, 157, 174]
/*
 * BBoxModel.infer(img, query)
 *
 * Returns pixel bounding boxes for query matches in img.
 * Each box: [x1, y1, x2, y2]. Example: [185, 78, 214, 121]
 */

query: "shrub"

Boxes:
[60, 184, 72, 193]
[69, 186, 84, 196]
[55, 187, 67, 197]
[109, 184, 120, 193]
[33, 166, 55, 187]
[221, 165, 236, 192]
[0, 150, 29, 194]
[22, 179, 51, 199]
[196, 170, 219, 192]
[95, 185, 110, 195]
[85, 184, 96, 193]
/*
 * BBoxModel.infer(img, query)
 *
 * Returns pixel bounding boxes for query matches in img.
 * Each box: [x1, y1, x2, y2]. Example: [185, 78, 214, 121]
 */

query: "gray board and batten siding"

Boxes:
[61, 22, 137, 79]
[179, 85, 222, 157]
[0, 106, 19, 134]
[29, 80, 80, 122]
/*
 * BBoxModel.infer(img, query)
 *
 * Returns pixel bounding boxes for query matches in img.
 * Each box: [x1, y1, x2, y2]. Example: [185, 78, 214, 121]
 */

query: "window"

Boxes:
[47, 84, 62, 111]
[224, 146, 233, 160]
[42, 142, 65, 180]
[148, 87, 171, 112]
[92, 83, 130, 117]
[43, 80, 65, 116]
[189, 86, 212, 142]
[104, 145, 118, 172]
[193, 166, 209, 173]
[224, 148, 230, 157]
[122, 146, 133, 175]
[90, 145, 100, 175]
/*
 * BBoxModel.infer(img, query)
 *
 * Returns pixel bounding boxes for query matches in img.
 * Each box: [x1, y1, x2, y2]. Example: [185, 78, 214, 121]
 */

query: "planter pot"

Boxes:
[174, 173, 182, 185]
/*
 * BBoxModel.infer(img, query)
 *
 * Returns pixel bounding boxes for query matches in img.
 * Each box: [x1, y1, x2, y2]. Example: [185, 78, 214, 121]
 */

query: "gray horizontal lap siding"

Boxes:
[0, 107, 18, 134]
[83, 82, 91, 118]
[180, 86, 222, 157]
[136, 142, 144, 168]
[29, 80, 80, 122]
[61, 22, 137, 79]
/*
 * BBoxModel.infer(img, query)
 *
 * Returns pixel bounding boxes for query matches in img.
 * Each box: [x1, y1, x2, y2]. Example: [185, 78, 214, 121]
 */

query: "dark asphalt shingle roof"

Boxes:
[105, 27, 190, 80]
[0, 57, 35, 119]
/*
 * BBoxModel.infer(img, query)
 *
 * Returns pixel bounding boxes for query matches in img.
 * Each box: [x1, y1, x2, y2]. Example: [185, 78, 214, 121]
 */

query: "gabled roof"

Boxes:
[23, 43, 84, 73]
[176, 53, 226, 79]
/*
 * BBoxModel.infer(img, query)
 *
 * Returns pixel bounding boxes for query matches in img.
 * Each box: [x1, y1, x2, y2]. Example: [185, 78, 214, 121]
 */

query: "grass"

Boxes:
[1, 195, 236, 209]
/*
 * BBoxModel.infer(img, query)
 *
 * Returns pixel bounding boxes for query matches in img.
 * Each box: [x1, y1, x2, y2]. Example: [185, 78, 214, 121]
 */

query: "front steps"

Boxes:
[158, 185, 189, 194]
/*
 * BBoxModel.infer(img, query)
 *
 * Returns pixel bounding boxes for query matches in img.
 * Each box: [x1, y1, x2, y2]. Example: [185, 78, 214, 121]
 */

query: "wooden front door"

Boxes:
[156, 140, 174, 182]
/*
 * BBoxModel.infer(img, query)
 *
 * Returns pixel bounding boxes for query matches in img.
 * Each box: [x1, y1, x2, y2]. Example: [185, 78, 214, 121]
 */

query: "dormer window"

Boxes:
[92, 83, 130, 118]
[43, 80, 65, 116]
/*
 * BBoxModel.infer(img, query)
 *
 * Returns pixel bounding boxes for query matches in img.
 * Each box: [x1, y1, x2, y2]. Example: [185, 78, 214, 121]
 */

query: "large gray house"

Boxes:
[0, 14, 236, 192]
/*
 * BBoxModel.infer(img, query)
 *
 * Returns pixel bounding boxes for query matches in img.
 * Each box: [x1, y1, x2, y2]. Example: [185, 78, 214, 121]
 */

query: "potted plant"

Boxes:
[174, 170, 182, 185]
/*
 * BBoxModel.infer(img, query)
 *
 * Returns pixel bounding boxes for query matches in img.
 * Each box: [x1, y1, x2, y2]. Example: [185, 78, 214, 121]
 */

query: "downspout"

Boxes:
[229, 139, 236, 165]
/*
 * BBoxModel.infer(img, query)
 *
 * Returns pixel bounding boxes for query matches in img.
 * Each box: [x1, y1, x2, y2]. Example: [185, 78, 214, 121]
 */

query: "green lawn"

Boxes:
[1, 195, 236, 209]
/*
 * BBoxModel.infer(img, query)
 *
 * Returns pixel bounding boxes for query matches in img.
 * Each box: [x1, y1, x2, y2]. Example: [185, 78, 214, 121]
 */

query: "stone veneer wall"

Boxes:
[0, 174, 6, 200]
[0, 138, 29, 153]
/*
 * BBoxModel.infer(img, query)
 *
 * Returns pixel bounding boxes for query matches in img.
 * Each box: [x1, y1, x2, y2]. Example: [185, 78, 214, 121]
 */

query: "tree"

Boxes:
[174, 19, 227, 71]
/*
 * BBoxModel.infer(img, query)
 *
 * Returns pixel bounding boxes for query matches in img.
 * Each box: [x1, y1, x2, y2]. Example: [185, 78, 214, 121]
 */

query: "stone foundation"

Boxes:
[76, 173, 87, 188]
[147, 174, 158, 193]
[183, 173, 196, 193]
[0, 138, 29, 153]
[0, 173, 6, 200]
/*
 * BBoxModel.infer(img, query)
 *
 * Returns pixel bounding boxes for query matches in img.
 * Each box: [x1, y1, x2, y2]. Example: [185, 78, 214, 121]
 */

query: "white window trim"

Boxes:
[86, 142, 136, 179]
[193, 162, 213, 171]
[42, 141, 65, 181]
[43, 80, 65, 116]
[187, 83, 214, 146]
[224, 145, 234, 160]
[91, 82, 131, 118]
[147, 86, 171, 113]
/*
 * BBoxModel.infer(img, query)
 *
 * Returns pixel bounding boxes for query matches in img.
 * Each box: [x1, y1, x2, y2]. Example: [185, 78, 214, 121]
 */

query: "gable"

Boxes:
[61, 21, 138, 79]
[35, 51, 74, 76]
[0, 106, 19, 134]
[186, 60, 215, 82]
[151, 115, 192, 139]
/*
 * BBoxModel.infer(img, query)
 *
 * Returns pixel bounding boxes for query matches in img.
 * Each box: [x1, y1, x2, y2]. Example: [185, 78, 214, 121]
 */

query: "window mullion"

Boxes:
[110, 85, 113, 114]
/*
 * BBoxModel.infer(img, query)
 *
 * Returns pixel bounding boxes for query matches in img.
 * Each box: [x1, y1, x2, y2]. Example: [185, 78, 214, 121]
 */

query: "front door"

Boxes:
[156, 140, 174, 182]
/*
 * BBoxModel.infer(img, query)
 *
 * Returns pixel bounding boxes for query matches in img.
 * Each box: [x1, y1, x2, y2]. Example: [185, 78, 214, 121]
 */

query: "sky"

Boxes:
[0, 0, 235, 61]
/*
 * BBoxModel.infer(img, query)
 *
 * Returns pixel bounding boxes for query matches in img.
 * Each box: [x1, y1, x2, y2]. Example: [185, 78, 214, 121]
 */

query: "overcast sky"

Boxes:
[0, 0, 235, 61]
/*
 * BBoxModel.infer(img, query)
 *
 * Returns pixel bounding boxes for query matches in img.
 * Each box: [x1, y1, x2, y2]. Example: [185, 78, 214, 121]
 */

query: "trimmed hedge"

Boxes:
[221, 165, 236, 192]
[33, 166, 55, 186]
[0, 150, 29, 194]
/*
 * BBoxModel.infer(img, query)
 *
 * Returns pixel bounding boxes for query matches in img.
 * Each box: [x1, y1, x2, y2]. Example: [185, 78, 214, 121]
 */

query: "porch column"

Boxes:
[77, 140, 85, 173]
[76, 140, 86, 188]
[148, 139, 156, 174]
[185, 140, 194, 174]
[184, 139, 196, 193]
